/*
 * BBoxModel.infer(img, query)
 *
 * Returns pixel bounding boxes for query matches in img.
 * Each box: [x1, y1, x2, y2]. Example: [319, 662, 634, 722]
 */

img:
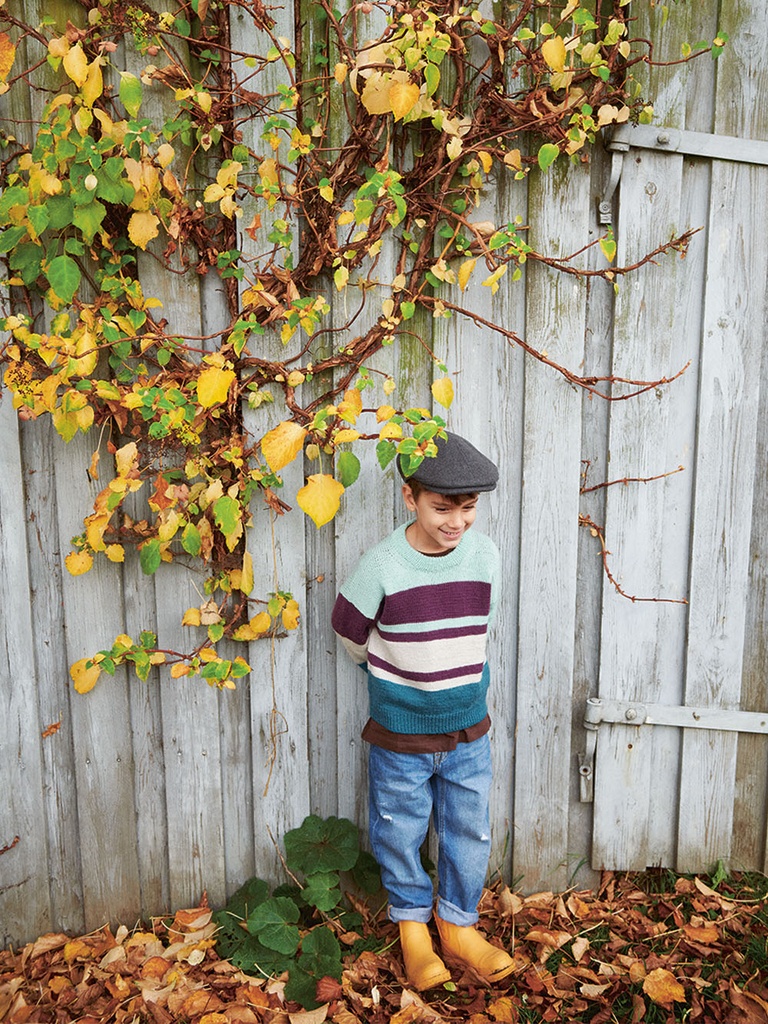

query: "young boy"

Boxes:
[331, 432, 515, 991]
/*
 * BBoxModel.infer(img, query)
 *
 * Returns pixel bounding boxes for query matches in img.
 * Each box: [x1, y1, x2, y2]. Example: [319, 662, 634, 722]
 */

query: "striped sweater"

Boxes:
[332, 523, 499, 734]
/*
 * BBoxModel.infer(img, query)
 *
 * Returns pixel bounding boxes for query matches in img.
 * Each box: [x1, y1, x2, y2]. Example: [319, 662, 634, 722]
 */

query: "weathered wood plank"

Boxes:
[677, 0, 768, 872]
[512, 157, 590, 891]
[0, 395, 52, 947]
[591, 145, 692, 871]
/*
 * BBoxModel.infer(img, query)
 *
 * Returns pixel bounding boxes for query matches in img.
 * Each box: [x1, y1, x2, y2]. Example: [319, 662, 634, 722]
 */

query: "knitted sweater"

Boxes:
[331, 523, 499, 734]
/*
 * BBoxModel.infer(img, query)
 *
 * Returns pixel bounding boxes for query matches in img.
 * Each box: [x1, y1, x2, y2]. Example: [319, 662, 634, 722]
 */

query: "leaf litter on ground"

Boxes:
[2, 870, 768, 1024]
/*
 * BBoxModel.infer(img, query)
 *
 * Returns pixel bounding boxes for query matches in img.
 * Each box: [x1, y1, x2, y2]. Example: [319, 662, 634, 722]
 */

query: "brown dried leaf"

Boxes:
[643, 967, 686, 1006]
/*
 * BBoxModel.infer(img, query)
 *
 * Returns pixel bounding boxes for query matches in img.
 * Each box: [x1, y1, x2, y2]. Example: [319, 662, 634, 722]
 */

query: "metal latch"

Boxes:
[579, 696, 768, 802]
[598, 122, 768, 225]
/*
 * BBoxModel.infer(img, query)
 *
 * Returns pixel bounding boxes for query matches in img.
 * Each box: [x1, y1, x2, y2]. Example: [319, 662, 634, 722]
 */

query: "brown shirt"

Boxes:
[362, 714, 491, 753]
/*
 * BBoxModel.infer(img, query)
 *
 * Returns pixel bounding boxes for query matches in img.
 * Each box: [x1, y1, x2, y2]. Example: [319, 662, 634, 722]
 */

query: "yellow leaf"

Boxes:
[171, 662, 192, 678]
[259, 157, 278, 187]
[127, 210, 160, 250]
[334, 428, 360, 445]
[297, 474, 345, 527]
[458, 257, 477, 292]
[197, 366, 235, 408]
[389, 80, 420, 121]
[482, 263, 507, 295]
[541, 35, 566, 72]
[65, 550, 93, 576]
[361, 73, 395, 115]
[281, 599, 300, 630]
[105, 544, 125, 563]
[446, 136, 463, 160]
[261, 420, 307, 472]
[504, 149, 522, 170]
[157, 143, 175, 167]
[182, 607, 202, 627]
[253, 611, 272, 632]
[334, 62, 348, 83]
[478, 150, 493, 173]
[199, 647, 218, 663]
[376, 404, 396, 422]
[115, 441, 139, 477]
[379, 421, 403, 440]
[337, 210, 355, 226]
[82, 57, 103, 106]
[319, 184, 334, 202]
[643, 968, 686, 1007]
[431, 377, 454, 409]
[340, 388, 363, 420]
[334, 265, 349, 291]
[63, 43, 88, 87]
[238, 550, 254, 595]
[47, 36, 70, 59]
[70, 658, 101, 694]
[0, 32, 16, 82]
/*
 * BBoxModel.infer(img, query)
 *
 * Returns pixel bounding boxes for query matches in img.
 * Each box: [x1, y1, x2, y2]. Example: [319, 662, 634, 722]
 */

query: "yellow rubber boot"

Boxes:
[435, 914, 515, 985]
[398, 921, 452, 991]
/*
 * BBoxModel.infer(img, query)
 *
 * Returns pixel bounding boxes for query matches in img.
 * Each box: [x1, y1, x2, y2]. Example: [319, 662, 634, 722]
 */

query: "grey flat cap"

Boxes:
[398, 432, 498, 494]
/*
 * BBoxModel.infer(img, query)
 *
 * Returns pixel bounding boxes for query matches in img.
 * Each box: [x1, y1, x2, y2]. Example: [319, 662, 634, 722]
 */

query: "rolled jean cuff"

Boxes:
[436, 897, 479, 927]
[388, 905, 433, 924]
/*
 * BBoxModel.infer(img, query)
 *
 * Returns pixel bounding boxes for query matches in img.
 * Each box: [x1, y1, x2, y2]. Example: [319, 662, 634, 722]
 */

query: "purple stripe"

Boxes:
[367, 652, 485, 684]
[377, 623, 487, 643]
[379, 581, 491, 626]
[331, 593, 376, 645]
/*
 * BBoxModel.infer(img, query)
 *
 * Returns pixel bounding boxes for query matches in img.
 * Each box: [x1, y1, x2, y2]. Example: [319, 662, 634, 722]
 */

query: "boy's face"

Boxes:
[402, 485, 478, 554]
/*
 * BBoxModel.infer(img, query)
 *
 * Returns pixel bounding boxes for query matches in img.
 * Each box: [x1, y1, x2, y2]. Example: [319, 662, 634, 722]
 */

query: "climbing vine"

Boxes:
[0, 0, 725, 688]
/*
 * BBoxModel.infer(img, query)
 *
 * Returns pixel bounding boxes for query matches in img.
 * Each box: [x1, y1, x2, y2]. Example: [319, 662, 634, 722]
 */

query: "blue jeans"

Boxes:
[367, 734, 492, 927]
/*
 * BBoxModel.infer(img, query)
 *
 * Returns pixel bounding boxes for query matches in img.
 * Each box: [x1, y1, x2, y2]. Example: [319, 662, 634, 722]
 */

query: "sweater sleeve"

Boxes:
[331, 547, 386, 665]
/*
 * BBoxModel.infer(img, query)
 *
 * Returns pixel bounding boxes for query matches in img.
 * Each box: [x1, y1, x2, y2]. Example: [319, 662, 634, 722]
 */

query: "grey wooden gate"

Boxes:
[585, 4, 768, 873]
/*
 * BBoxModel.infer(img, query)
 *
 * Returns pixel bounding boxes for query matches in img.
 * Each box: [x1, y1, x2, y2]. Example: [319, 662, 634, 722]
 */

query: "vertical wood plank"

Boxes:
[512, 158, 589, 891]
[0, 397, 52, 946]
[677, 0, 768, 871]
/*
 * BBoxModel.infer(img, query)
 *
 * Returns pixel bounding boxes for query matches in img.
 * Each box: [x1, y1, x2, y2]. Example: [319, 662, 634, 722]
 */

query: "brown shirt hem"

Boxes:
[361, 714, 491, 753]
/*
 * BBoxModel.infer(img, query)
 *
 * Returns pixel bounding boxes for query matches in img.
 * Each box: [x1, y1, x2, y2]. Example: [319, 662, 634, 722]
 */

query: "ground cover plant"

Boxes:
[2, 817, 768, 1023]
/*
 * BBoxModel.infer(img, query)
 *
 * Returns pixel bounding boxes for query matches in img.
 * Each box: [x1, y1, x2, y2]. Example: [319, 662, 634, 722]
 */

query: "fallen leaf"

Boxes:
[643, 967, 686, 1006]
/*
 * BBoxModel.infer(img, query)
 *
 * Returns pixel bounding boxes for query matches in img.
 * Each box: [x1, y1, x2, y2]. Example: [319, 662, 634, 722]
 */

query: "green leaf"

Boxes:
[376, 439, 397, 470]
[337, 451, 360, 487]
[298, 925, 343, 980]
[0, 225, 28, 253]
[119, 73, 143, 118]
[46, 253, 81, 303]
[181, 522, 201, 556]
[283, 966, 319, 1010]
[214, 494, 240, 540]
[284, 815, 360, 875]
[72, 200, 106, 243]
[247, 897, 301, 955]
[537, 143, 560, 172]
[302, 871, 341, 912]
[401, 301, 416, 320]
[139, 538, 162, 575]
[350, 849, 382, 894]
[27, 204, 50, 236]
[424, 62, 440, 97]
[225, 875, 271, 920]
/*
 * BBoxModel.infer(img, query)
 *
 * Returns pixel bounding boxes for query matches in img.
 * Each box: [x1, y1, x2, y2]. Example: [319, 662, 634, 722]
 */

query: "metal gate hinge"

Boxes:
[578, 697, 768, 803]
[599, 123, 768, 227]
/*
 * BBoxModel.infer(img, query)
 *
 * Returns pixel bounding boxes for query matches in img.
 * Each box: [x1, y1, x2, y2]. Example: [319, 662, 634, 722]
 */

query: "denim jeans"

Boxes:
[367, 734, 492, 926]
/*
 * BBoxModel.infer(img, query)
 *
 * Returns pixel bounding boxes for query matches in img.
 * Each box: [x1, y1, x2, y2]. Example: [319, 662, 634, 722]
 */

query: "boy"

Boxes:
[331, 432, 515, 991]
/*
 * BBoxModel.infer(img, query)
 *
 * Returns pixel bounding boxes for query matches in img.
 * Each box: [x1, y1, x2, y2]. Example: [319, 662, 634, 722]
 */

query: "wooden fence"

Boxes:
[2, 0, 768, 948]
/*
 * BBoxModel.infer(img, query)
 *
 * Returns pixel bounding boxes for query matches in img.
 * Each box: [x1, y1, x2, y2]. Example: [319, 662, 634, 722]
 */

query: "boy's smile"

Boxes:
[402, 485, 478, 555]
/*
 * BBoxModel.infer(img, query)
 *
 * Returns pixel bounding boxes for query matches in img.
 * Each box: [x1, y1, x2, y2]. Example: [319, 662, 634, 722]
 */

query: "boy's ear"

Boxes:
[402, 483, 417, 510]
